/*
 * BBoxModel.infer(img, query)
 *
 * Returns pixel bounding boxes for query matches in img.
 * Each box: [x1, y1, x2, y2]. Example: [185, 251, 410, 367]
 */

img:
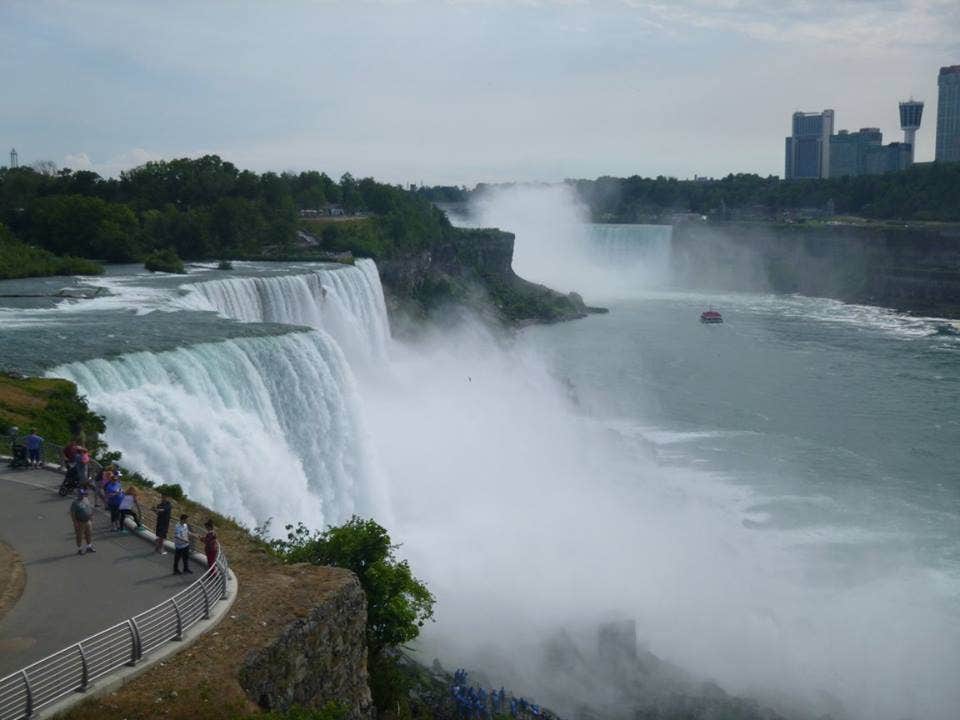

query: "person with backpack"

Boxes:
[69, 489, 96, 555]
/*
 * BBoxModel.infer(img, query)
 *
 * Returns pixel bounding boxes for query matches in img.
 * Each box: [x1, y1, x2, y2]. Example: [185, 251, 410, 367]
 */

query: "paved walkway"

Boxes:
[0, 466, 196, 677]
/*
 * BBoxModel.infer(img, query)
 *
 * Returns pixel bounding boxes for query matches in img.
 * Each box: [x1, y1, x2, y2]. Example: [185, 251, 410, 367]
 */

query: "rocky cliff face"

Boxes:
[672, 221, 960, 317]
[239, 570, 373, 720]
[378, 227, 601, 329]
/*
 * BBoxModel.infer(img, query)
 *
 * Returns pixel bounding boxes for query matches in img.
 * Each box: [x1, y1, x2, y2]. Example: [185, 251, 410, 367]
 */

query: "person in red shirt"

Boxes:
[202, 519, 219, 572]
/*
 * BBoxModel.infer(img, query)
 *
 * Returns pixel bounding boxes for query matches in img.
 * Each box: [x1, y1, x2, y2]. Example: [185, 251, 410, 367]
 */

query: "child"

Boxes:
[173, 514, 193, 575]
[202, 519, 219, 571]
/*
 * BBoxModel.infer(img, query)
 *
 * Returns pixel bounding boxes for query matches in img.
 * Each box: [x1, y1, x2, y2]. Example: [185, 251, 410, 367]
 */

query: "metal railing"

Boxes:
[1, 438, 232, 720]
[0, 551, 228, 720]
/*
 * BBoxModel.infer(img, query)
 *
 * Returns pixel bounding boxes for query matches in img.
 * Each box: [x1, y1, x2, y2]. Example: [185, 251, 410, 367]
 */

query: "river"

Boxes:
[0, 220, 958, 719]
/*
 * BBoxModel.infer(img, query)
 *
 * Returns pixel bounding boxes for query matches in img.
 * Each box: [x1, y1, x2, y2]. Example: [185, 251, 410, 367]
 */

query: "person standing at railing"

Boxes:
[24, 429, 45, 468]
[154, 494, 172, 555]
[202, 519, 219, 571]
[69, 488, 96, 555]
[173, 514, 193, 575]
[118, 486, 144, 531]
[104, 474, 124, 531]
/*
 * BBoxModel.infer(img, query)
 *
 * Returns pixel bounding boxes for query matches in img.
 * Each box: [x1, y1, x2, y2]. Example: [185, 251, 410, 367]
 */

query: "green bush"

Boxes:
[144, 247, 185, 273]
[272, 516, 435, 657]
[0, 224, 103, 279]
[155, 482, 185, 501]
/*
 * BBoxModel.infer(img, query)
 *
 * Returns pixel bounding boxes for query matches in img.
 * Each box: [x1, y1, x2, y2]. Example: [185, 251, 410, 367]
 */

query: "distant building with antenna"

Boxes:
[898, 100, 924, 164]
[9, 148, 18, 168]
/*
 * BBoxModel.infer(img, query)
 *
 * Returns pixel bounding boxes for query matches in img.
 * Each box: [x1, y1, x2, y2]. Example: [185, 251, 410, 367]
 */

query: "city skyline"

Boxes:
[1, 1, 958, 185]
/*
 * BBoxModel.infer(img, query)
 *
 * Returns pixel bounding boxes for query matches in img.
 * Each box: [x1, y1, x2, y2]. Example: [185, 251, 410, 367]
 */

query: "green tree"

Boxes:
[274, 516, 435, 657]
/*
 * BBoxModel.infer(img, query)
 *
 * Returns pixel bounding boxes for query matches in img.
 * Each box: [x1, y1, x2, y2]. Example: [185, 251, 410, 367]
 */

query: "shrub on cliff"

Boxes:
[272, 516, 435, 656]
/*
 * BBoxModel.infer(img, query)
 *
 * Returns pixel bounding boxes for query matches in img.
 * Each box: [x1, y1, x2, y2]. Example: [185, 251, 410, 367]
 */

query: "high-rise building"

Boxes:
[898, 100, 923, 163]
[8, 148, 17, 169]
[935, 65, 960, 163]
[829, 128, 882, 177]
[864, 142, 913, 175]
[785, 110, 834, 179]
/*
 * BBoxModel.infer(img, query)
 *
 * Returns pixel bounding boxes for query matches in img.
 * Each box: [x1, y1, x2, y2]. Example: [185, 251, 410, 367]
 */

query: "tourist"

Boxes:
[202, 518, 219, 571]
[104, 474, 124, 531]
[117, 486, 143, 530]
[69, 488, 96, 555]
[61, 438, 79, 472]
[173, 514, 193, 575]
[24, 429, 44, 468]
[75, 444, 90, 486]
[154, 494, 172, 554]
[94, 464, 115, 509]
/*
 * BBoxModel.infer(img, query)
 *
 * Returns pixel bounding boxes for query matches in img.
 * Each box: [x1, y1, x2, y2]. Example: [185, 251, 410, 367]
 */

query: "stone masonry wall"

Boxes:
[238, 571, 373, 720]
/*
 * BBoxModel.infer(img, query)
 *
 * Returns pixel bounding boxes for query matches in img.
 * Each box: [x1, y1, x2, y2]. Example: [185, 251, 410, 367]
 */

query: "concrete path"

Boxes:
[0, 466, 200, 677]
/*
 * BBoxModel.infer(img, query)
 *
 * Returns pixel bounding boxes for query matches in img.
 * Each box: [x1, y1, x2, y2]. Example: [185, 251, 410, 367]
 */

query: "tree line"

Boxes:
[0, 156, 451, 275]
[416, 162, 960, 222]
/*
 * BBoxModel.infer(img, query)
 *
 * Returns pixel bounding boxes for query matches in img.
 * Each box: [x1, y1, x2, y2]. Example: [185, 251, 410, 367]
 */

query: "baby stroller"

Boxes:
[7, 443, 30, 470]
[58, 464, 81, 496]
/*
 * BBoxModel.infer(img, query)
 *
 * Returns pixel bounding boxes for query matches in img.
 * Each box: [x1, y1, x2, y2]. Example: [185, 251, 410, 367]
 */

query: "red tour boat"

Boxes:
[700, 309, 723, 324]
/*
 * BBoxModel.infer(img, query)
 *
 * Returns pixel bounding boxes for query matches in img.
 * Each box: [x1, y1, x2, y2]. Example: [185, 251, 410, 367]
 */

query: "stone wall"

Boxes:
[238, 570, 373, 720]
[671, 221, 960, 317]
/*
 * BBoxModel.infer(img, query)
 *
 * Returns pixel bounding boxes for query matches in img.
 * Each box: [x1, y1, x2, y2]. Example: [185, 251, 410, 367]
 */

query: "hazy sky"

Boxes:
[1, 1, 957, 185]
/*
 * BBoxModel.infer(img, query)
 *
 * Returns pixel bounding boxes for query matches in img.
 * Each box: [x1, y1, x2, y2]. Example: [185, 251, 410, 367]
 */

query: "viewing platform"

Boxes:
[0, 462, 232, 719]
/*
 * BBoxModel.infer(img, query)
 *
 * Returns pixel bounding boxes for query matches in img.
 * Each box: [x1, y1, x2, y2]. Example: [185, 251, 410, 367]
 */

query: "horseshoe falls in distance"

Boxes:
[50, 260, 391, 531]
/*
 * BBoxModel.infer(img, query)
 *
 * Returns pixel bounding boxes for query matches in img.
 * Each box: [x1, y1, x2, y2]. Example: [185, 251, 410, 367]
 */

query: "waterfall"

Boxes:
[49, 331, 388, 533]
[585, 224, 673, 282]
[179, 259, 390, 363]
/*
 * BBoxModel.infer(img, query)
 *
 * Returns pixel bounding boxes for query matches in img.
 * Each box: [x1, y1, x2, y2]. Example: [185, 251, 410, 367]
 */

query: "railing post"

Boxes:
[218, 555, 229, 600]
[171, 597, 183, 640]
[21, 670, 33, 718]
[127, 618, 142, 665]
[77, 642, 89, 691]
[200, 580, 211, 620]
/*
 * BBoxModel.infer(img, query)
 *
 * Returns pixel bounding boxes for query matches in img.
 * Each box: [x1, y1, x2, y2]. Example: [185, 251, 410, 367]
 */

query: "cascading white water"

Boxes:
[179, 259, 391, 363]
[471, 184, 674, 300]
[50, 331, 388, 532]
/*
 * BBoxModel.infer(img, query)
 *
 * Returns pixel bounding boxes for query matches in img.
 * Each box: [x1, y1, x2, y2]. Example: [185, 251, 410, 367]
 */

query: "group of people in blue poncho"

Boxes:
[450, 669, 556, 720]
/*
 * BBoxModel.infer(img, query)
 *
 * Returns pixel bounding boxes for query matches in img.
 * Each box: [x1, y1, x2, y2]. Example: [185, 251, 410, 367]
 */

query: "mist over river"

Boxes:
[1, 194, 958, 719]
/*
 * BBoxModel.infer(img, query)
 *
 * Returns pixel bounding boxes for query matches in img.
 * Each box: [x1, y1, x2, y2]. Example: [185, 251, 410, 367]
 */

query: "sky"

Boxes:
[1, 0, 958, 185]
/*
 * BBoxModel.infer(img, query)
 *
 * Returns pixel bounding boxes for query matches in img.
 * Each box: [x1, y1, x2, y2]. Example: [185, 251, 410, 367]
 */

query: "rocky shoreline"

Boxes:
[377, 226, 606, 330]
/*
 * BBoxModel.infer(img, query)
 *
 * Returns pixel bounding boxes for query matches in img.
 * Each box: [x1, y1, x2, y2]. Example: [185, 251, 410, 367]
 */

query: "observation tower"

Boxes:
[898, 100, 923, 163]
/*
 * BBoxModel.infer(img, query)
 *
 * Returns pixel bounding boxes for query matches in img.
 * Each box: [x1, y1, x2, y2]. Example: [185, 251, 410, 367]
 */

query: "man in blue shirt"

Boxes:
[24, 429, 44, 468]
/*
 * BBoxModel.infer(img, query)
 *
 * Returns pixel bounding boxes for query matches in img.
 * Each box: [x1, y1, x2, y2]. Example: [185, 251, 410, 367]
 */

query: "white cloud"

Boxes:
[61, 148, 171, 178]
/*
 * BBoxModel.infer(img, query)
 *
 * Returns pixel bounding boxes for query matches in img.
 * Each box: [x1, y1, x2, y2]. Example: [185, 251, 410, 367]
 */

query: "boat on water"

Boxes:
[700, 309, 723, 324]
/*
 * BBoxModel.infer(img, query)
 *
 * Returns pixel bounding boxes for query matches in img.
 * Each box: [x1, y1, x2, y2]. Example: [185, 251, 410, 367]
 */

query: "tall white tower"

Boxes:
[9, 148, 18, 168]
[899, 100, 923, 163]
